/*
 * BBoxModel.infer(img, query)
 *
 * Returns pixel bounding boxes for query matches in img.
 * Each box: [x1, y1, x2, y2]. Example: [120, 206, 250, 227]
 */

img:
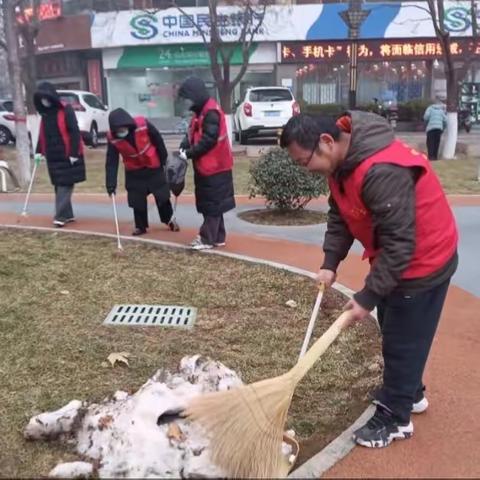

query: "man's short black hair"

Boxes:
[280, 114, 342, 150]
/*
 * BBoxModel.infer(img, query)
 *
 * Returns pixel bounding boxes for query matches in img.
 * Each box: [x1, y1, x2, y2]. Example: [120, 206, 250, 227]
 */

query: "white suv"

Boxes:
[0, 105, 15, 145]
[58, 90, 109, 148]
[234, 87, 300, 144]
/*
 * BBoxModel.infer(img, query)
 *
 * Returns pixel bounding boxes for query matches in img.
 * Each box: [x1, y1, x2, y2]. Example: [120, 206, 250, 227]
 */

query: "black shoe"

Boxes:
[353, 404, 413, 448]
[132, 228, 147, 236]
[168, 218, 180, 232]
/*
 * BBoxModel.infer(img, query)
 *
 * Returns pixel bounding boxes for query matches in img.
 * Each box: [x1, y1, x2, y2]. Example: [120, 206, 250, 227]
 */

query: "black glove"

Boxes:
[107, 185, 116, 196]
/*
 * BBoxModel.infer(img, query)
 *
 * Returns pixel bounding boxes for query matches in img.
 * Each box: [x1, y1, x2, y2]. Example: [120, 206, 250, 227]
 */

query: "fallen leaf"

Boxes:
[98, 415, 114, 430]
[167, 422, 186, 442]
[107, 352, 130, 368]
[101, 361, 109, 368]
[60, 290, 70, 295]
[285, 300, 298, 308]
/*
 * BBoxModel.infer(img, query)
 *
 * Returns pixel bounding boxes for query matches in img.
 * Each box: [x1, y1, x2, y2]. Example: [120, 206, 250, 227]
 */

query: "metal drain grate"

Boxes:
[104, 305, 197, 329]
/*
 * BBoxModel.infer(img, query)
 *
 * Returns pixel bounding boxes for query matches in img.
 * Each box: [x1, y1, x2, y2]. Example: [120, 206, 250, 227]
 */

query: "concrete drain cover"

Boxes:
[104, 305, 197, 329]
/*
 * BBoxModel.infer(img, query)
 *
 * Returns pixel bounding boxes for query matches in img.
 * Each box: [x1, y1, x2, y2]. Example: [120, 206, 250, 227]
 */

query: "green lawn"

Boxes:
[2, 146, 252, 196]
[2, 145, 479, 196]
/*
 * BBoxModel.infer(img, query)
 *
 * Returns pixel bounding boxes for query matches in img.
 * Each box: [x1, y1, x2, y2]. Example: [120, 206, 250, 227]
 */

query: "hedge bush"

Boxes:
[249, 147, 327, 210]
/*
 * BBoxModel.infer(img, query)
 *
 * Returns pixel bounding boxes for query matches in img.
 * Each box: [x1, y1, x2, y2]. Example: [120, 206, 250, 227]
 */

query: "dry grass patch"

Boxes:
[0, 230, 380, 476]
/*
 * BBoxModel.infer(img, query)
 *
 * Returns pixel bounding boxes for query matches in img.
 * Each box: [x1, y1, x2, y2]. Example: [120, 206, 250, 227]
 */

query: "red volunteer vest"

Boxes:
[108, 116, 161, 171]
[189, 98, 233, 176]
[328, 140, 458, 279]
[38, 107, 84, 157]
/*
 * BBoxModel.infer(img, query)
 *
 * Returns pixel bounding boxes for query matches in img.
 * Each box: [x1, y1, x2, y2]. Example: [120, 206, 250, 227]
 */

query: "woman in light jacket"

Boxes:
[424, 99, 447, 161]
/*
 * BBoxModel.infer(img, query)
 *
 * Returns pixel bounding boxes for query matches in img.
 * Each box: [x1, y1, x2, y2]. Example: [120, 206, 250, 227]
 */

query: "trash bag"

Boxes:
[166, 151, 188, 197]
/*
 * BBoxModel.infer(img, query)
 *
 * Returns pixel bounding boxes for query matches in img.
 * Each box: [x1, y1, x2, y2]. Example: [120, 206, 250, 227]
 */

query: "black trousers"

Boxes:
[375, 280, 450, 424]
[199, 214, 226, 245]
[426, 129, 443, 160]
[133, 194, 173, 230]
[54, 185, 74, 221]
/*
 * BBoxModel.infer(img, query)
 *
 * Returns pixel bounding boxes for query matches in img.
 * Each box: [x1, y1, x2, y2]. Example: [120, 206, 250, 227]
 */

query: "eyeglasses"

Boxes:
[296, 145, 317, 168]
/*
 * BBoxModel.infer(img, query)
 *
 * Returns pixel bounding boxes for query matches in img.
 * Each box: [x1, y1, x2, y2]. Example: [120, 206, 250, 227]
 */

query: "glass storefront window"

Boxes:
[295, 63, 349, 106]
[357, 61, 430, 105]
[296, 60, 436, 107]
[106, 67, 215, 120]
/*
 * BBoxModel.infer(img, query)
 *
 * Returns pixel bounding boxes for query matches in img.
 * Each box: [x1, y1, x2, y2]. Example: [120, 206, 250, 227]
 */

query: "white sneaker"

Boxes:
[412, 396, 429, 414]
[53, 219, 65, 227]
[214, 242, 226, 247]
[190, 238, 213, 250]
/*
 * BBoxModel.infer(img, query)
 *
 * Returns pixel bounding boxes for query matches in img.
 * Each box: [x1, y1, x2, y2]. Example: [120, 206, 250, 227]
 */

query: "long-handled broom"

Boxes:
[184, 309, 353, 478]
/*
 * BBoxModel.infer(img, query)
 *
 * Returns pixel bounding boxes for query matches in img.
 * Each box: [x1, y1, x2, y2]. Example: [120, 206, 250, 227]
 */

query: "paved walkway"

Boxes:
[1, 193, 479, 478]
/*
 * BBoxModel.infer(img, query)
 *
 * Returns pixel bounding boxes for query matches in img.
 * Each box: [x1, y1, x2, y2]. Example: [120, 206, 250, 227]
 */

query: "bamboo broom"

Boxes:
[184, 310, 353, 478]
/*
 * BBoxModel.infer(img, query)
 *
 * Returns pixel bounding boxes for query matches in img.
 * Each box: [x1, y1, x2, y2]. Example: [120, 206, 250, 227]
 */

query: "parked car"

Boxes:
[234, 87, 300, 144]
[57, 90, 109, 148]
[0, 99, 13, 112]
[0, 106, 15, 145]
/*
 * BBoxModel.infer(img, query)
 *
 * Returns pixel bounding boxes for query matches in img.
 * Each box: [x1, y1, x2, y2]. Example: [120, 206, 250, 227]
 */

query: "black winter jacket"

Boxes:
[178, 77, 235, 216]
[106, 108, 170, 209]
[34, 82, 86, 186]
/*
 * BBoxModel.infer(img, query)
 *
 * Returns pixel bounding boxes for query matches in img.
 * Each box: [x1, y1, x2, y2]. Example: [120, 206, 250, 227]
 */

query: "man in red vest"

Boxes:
[280, 112, 458, 448]
[106, 108, 179, 235]
[177, 77, 235, 250]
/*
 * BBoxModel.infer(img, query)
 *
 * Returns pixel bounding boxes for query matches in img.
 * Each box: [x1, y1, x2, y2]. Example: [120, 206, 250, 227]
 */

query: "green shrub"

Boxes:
[397, 99, 431, 122]
[249, 147, 327, 210]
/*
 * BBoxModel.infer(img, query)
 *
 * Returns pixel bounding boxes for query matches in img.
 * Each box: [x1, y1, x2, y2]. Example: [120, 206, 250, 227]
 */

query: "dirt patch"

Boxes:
[0, 230, 381, 477]
[239, 208, 327, 226]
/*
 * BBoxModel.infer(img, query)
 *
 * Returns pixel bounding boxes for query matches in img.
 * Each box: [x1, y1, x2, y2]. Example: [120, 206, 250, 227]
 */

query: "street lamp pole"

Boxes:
[340, 0, 370, 109]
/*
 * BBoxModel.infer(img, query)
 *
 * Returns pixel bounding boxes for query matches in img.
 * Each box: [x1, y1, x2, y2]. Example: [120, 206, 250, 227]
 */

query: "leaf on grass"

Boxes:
[98, 415, 114, 430]
[167, 422, 186, 442]
[285, 300, 298, 308]
[60, 290, 70, 295]
[107, 352, 130, 367]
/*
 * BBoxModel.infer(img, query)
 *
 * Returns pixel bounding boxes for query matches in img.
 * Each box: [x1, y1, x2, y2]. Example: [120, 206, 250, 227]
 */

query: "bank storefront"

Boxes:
[91, 2, 480, 121]
[102, 43, 277, 121]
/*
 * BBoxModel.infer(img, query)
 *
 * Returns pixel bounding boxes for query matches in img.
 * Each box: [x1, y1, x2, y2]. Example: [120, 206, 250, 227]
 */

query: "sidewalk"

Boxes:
[1, 194, 479, 478]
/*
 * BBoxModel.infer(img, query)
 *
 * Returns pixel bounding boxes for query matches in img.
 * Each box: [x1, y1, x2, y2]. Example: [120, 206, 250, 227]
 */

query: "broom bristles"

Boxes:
[185, 373, 297, 478]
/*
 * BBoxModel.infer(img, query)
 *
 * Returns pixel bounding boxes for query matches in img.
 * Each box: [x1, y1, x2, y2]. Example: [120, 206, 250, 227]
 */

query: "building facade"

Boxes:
[34, 1, 480, 122]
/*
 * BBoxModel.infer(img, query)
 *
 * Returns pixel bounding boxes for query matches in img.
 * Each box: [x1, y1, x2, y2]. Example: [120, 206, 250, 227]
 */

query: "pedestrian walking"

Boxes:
[106, 108, 179, 235]
[424, 98, 447, 160]
[34, 82, 86, 227]
[177, 76, 235, 250]
[280, 111, 458, 448]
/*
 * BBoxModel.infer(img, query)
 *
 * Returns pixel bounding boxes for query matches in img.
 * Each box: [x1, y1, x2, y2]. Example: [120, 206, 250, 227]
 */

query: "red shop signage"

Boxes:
[281, 38, 480, 63]
[16, 0, 62, 24]
[87, 59, 103, 99]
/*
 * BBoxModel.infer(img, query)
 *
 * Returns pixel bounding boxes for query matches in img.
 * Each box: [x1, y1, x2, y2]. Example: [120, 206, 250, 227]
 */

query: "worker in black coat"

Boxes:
[34, 82, 86, 227]
[178, 77, 235, 250]
[105, 108, 179, 235]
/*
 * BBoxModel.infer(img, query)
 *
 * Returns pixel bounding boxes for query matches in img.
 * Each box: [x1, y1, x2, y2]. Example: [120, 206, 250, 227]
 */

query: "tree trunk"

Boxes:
[21, 30, 37, 114]
[442, 69, 458, 160]
[218, 84, 234, 145]
[4, 1, 31, 187]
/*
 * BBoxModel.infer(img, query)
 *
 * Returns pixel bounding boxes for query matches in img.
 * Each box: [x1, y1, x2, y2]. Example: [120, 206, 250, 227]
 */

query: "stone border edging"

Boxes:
[0, 222, 377, 479]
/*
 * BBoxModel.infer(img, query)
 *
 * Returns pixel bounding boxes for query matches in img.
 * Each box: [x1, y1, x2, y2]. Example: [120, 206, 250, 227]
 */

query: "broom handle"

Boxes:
[291, 310, 353, 382]
[298, 284, 325, 360]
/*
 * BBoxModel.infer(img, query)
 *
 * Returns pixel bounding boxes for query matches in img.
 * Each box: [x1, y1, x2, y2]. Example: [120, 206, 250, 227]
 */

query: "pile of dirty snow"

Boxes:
[25, 355, 295, 478]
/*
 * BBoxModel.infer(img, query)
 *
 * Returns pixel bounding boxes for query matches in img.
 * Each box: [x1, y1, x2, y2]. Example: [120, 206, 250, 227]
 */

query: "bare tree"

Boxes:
[424, 0, 479, 159]
[17, 0, 42, 113]
[151, 0, 269, 115]
[1, 0, 31, 187]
